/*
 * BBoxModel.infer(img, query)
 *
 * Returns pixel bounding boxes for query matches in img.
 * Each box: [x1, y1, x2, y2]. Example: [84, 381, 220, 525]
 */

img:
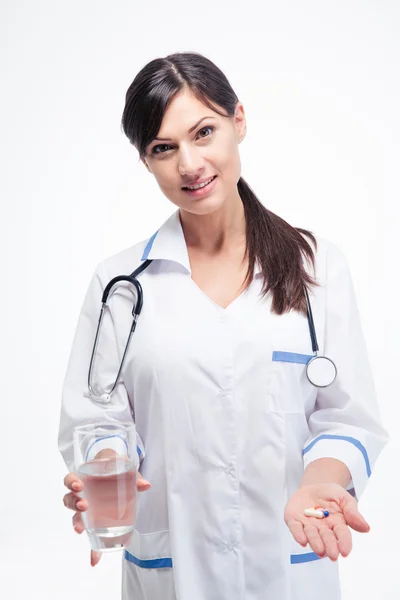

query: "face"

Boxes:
[141, 88, 246, 215]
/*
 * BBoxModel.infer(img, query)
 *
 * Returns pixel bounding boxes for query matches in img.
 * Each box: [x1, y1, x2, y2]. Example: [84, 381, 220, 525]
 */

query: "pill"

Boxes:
[313, 506, 330, 517]
[304, 508, 325, 519]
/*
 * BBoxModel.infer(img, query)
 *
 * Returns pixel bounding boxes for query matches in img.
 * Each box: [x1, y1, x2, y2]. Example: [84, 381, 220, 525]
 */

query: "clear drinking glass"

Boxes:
[73, 421, 138, 552]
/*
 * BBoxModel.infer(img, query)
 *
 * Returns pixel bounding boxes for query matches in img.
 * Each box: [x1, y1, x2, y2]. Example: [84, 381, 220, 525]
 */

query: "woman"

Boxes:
[59, 51, 388, 600]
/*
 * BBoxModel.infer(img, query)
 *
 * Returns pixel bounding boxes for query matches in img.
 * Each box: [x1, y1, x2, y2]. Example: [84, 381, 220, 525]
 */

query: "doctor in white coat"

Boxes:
[59, 51, 388, 600]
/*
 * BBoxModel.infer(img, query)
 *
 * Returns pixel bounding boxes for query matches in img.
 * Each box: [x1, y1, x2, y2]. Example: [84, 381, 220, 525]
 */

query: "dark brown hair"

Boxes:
[121, 51, 319, 316]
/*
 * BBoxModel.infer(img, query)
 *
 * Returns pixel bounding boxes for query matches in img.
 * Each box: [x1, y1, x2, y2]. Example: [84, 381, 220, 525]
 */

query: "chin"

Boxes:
[182, 196, 225, 216]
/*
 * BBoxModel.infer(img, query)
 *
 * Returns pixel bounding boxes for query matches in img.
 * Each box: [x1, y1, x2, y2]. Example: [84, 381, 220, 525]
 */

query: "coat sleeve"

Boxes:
[302, 241, 388, 499]
[58, 261, 146, 472]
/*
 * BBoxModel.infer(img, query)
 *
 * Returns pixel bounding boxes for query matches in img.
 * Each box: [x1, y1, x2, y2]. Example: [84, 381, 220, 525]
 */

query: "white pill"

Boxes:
[304, 508, 325, 519]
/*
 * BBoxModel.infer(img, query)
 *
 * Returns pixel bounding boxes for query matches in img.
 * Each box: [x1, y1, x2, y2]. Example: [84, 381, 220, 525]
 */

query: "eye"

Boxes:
[151, 143, 171, 155]
[151, 125, 215, 155]
[197, 125, 214, 138]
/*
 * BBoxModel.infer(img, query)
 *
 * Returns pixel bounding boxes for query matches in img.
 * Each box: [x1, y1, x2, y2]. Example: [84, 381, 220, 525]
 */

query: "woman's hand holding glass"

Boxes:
[63, 449, 151, 566]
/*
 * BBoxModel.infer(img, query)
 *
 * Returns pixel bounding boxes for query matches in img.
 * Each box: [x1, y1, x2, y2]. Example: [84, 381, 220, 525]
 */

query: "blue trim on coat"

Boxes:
[303, 434, 372, 477]
[124, 550, 173, 568]
[141, 230, 159, 260]
[125, 548, 324, 568]
[290, 552, 325, 564]
[85, 434, 129, 462]
[137, 446, 142, 457]
[272, 351, 314, 364]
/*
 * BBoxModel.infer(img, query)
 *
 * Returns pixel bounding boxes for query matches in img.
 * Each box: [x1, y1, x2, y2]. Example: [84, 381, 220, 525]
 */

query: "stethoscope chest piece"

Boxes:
[306, 355, 337, 388]
[303, 285, 337, 388]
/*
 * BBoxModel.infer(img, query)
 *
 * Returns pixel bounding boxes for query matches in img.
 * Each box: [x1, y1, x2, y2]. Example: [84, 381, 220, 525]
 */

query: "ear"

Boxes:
[234, 101, 246, 143]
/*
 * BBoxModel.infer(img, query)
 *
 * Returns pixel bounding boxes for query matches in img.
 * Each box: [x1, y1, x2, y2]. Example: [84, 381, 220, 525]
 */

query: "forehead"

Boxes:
[158, 89, 222, 131]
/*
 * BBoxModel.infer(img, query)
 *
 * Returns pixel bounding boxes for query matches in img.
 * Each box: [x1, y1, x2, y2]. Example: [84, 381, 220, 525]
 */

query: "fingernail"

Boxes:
[72, 482, 80, 491]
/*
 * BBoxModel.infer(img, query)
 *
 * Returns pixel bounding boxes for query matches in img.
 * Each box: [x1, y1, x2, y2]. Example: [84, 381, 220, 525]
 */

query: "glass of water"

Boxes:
[73, 421, 138, 552]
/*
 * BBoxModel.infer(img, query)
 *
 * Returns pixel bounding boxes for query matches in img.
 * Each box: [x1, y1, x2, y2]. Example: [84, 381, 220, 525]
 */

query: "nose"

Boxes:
[178, 146, 205, 178]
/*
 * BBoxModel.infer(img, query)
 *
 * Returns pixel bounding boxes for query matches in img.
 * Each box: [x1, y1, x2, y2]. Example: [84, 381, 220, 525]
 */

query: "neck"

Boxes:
[179, 192, 246, 255]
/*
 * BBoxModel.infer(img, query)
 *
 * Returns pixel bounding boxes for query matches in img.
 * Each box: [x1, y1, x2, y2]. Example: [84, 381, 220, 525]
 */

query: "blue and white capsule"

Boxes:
[304, 506, 330, 519]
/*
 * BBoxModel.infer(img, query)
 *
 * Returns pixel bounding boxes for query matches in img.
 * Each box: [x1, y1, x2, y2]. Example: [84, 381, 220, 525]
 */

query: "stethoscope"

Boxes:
[87, 261, 337, 404]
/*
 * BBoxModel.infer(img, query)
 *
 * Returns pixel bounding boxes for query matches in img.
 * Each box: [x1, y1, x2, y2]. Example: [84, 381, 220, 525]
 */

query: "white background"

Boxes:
[2, 1, 399, 598]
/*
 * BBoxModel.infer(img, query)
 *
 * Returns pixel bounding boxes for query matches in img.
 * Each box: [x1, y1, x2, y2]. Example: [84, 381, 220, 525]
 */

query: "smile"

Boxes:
[183, 176, 217, 190]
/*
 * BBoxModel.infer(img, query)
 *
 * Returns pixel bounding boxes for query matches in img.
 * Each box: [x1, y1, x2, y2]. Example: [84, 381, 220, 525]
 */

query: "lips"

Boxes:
[182, 175, 218, 199]
[182, 175, 217, 190]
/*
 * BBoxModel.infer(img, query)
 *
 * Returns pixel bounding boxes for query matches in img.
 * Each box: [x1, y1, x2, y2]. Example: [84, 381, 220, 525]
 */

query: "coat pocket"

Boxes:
[289, 544, 340, 600]
[269, 350, 316, 413]
[125, 529, 173, 569]
[272, 351, 314, 365]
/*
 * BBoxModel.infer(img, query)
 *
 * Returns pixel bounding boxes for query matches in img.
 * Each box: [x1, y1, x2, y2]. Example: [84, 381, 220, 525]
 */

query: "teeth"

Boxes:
[186, 176, 214, 190]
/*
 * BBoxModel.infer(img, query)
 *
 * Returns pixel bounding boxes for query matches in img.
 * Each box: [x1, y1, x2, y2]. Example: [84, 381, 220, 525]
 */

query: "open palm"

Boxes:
[284, 483, 370, 561]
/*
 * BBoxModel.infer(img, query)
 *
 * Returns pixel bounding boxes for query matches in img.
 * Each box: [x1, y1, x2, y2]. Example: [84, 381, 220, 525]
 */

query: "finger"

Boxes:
[344, 508, 370, 533]
[286, 519, 307, 547]
[333, 523, 353, 557]
[72, 512, 85, 534]
[303, 524, 325, 557]
[91, 550, 102, 567]
[340, 496, 370, 533]
[64, 473, 84, 492]
[137, 471, 151, 491]
[63, 491, 89, 512]
[319, 527, 339, 561]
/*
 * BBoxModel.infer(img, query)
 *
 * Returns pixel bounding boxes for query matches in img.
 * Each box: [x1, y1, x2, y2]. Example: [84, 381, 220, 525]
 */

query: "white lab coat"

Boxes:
[59, 209, 388, 600]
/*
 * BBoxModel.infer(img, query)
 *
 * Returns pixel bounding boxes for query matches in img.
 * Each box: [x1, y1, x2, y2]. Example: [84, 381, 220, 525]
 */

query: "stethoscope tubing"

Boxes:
[88, 261, 334, 402]
[87, 260, 152, 402]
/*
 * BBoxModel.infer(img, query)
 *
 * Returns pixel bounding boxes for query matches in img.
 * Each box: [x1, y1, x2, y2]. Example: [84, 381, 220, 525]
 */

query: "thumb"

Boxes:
[341, 494, 370, 533]
[137, 470, 151, 490]
[91, 550, 102, 567]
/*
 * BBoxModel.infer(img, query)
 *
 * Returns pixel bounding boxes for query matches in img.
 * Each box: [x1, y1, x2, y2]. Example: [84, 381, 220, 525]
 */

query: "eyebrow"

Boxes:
[153, 116, 216, 141]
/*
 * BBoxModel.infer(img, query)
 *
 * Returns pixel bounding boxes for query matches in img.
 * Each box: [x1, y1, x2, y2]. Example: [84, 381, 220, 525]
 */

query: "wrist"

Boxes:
[300, 458, 351, 489]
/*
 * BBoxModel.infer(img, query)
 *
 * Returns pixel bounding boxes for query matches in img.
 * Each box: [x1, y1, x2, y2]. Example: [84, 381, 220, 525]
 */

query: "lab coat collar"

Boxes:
[140, 210, 192, 274]
[254, 260, 262, 277]
[141, 209, 262, 278]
